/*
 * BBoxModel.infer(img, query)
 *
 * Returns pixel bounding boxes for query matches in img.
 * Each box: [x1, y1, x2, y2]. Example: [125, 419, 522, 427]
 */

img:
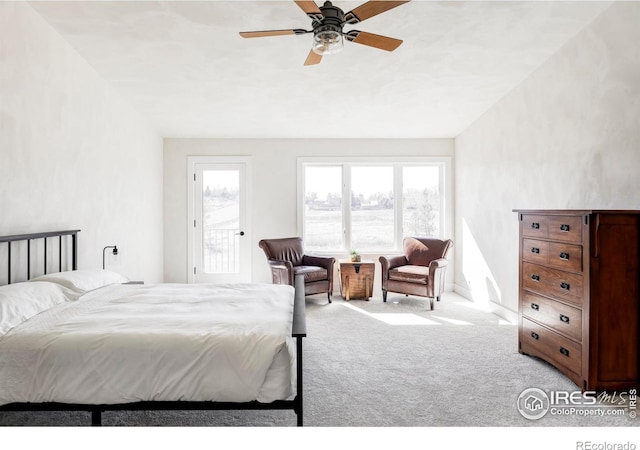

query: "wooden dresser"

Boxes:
[514, 210, 639, 391]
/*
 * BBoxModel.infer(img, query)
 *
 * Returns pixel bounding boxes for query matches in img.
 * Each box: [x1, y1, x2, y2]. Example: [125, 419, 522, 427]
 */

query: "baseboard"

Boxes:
[453, 283, 472, 299]
[453, 283, 518, 324]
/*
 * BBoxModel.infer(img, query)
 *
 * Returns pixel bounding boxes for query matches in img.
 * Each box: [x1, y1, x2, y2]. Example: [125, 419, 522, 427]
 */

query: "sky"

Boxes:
[305, 164, 441, 199]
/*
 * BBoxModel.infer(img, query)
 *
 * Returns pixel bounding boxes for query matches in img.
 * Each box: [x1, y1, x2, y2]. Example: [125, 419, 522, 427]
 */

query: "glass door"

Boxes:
[189, 158, 251, 283]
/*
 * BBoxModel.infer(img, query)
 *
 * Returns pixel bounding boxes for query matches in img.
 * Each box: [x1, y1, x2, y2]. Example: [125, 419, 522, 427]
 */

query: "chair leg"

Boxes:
[430, 298, 435, 310]
[382, 290, 387, 302]
[327, 292, 332, 304]
[437, 295, 441, 302]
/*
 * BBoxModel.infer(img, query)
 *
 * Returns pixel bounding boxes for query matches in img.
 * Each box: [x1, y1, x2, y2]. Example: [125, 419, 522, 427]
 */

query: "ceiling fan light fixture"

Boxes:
[239, 0, 411, 65]
[312, 29, 343, 55]
[311, 1, 345, 56]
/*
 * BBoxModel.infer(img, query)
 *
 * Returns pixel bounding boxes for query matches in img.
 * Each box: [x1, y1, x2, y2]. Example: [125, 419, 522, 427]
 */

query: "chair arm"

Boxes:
[428, 258, 449, 297]
[379, 255, 408, 281]
[379, 255, 408, 271]
[302, 255, 336, 273]
[267, 259, 294, 285]
[428, 258, 448, 269]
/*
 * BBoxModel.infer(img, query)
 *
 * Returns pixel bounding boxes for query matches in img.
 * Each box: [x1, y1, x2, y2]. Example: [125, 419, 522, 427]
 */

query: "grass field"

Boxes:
[305, 207, 440, 252]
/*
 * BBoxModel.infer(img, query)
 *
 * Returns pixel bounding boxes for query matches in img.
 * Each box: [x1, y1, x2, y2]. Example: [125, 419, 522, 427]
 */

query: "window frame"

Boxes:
[297, 156, 452, 254]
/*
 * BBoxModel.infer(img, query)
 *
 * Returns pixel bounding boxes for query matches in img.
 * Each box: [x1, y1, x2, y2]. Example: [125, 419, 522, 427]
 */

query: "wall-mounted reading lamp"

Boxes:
[103, 245, 118, 269]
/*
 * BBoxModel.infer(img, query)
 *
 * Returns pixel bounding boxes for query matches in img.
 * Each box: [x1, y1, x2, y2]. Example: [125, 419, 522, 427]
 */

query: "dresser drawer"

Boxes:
[522, 239, 549, 265]
[521, 291, 582, 342]
[521, 318, 582, 377]
[522, 262, 583, 306]
[523, 239, 582, 273]
[547, 242, 583, 273]
[548, 215, 583, 243]
[521, 215, 551, 240]
[521, 214, 583, 243]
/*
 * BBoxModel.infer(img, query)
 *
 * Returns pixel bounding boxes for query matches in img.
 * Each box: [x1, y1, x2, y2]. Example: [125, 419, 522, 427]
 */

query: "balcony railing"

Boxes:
[203, 228, 239, 274]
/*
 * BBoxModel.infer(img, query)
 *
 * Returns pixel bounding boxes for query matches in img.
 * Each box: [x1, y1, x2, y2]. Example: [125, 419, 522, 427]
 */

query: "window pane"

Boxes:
[403, 166, 441, 237]
[351, 166, 394, 251]
[304, 166, 343, 251]
[202, 169, 240, 273]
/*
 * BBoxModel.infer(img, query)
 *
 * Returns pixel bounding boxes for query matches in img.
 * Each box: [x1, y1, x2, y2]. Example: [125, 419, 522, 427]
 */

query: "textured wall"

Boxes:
[163, 139, 454, 284]
[0, 3, 163, 282]
[454, 2, 640, 318]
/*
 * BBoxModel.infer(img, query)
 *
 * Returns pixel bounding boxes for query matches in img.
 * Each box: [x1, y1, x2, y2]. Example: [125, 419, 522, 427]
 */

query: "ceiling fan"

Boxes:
[239, 1, 410, 65]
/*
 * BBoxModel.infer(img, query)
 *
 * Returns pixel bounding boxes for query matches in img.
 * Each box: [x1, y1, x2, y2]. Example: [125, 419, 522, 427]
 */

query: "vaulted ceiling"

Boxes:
[28, 1, 611, 138]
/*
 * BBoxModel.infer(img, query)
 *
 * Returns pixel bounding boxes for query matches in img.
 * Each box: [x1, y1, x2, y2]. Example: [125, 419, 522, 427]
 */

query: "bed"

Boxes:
[0, 230, 306, 426]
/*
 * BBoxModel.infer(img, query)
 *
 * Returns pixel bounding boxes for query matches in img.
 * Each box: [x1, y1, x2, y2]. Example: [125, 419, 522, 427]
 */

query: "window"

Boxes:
[350, 166, 394, 250]
[304, 166, 343, 251]
[299, 158, 450, 253]
[402, 166, 442, 238]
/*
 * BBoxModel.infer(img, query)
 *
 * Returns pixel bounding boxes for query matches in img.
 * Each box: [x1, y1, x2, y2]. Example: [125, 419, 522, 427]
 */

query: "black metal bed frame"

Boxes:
[0, 230, 306, 426]
[0, 229, 80, 284]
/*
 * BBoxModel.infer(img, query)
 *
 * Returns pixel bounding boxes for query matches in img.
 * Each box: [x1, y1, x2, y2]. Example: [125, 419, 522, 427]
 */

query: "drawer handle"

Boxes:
[560, 224, 570, 232]
[531, 332, 539, 340]
[531, 222, 540, 230]
[531, 247, 540, 254]
[560, 314, 570, 323]
[559, 252, 570, 260]
[531, 303, 539, 311]
[559, 347, 570, 357]
[531, 274, 540, 281]
[560, 282, 570, 291]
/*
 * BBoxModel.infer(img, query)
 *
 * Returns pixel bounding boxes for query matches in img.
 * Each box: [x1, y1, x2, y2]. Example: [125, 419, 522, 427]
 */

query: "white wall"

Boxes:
[163, 139, 454, 285]
[454, 2, 640, 319]
[0, 3, 164, 283]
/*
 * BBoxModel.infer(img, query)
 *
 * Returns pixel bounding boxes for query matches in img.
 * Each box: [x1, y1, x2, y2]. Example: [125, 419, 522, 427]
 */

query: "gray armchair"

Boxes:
[258, 237, 336, 302]
[379, 237, 453, 310]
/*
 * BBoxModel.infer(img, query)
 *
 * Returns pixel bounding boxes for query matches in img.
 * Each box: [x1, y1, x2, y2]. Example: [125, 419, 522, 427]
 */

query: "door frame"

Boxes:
[187, 156, 252, 283]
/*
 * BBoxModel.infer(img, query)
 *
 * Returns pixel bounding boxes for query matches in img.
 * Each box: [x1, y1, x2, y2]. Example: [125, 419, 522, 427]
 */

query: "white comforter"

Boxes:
[0, 283, 296, 406]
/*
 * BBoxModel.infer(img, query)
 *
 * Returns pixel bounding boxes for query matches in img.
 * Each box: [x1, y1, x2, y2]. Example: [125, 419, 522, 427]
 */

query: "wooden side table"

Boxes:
[339, 260, 375, 301]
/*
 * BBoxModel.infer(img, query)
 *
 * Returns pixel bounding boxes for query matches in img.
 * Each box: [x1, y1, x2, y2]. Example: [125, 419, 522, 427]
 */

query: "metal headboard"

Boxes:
[0, 230, 80, 285]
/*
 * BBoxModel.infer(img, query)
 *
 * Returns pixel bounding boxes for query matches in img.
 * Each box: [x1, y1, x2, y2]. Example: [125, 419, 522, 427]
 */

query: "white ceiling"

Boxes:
[28, 1, 611, 139]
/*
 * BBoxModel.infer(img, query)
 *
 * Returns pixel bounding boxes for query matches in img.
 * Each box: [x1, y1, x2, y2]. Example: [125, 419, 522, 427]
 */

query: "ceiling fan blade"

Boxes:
[304, 50, 322, 66]
[294, 1, 322, 16]
[344, 1, 410, 24]
[345, 30, 403, 52]
[239, 29, 305, 38]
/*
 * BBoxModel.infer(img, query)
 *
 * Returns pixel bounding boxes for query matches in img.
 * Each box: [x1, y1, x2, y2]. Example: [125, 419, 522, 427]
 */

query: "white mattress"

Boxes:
[0, 282, 297, 406]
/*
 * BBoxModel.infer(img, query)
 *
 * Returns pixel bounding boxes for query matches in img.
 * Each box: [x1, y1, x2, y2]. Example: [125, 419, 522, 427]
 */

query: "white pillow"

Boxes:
[0, 281, 78, 335]
[29, 269, 129, 293]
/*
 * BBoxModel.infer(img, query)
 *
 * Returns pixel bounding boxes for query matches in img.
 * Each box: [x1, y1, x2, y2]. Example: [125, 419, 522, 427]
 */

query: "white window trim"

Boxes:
[297, 156, 453, 254]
